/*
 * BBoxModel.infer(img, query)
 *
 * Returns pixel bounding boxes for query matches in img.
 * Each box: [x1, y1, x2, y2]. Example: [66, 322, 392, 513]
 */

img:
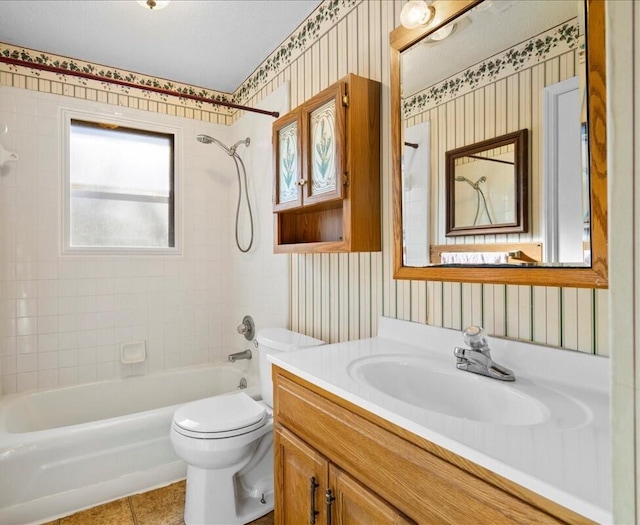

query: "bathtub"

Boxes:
[0, 363, 258, 525]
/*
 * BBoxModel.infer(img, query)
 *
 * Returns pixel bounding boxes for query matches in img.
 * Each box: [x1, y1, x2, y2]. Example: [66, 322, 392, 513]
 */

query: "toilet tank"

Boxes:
[257, 328, 324, 407]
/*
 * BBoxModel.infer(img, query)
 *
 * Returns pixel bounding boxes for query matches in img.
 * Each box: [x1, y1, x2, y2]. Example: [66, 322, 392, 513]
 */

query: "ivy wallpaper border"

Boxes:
[0, 0, 359, 119]
[0, 43, 235, 115]
[232, 0, 358, 105]
[403, 19, 581, 118]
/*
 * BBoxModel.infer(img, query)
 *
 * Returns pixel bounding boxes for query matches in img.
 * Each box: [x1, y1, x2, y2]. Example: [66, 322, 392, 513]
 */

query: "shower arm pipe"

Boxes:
[0, 56, 280, 119]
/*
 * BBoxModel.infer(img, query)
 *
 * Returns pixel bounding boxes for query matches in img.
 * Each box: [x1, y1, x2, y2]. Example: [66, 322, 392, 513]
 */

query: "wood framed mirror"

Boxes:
[391, 0, 607, 288]
[446, 129, 528, 237]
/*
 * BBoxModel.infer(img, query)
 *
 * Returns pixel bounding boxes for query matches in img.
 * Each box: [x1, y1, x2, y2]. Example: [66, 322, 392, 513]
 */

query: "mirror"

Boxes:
[391, 0, 607, 288]
[446, 129, 528, 237]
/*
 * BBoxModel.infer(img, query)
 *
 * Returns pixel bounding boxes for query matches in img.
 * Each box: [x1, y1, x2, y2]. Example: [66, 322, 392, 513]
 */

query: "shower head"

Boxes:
[455, 176, 475, 188]
[196, 134, 215, 145]
[455, 175, 485, 189]
[197, 134, 231, 154]
[196, 134, 250, 156]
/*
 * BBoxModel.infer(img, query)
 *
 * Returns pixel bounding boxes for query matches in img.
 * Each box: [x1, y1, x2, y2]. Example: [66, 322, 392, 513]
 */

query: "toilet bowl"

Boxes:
[170, 328, 323, 525]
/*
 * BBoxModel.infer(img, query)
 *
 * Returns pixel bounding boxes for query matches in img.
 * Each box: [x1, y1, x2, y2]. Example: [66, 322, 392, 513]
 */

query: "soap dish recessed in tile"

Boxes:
[120, 341, 147, 364]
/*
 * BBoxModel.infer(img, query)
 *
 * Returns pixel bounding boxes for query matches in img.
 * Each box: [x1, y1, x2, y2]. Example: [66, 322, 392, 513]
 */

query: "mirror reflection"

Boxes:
[400, 0, 590, 267]
[446, 129, 528, 236]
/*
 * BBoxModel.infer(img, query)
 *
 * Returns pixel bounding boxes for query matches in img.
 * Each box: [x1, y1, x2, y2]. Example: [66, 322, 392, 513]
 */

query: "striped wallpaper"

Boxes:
[406, 48, 579, 246]
[0, 0, 609, 355]
[241, 0, 609, 355]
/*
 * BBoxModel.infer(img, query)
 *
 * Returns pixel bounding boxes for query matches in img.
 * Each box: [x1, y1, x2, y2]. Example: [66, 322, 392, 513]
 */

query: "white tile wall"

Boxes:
[224, 85, 291, 358]
[0, 84, 288, 394]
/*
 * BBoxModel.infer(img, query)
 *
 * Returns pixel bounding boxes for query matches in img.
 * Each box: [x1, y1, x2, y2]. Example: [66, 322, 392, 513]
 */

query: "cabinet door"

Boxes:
[329, 466, 416, 525]
[302, 82, 347, 207]
[275, 426, 328, 525]
[273, 112, 303, 211]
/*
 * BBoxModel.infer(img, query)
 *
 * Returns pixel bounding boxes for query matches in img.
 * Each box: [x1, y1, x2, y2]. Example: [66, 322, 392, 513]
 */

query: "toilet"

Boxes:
[170, 328, 324, 525]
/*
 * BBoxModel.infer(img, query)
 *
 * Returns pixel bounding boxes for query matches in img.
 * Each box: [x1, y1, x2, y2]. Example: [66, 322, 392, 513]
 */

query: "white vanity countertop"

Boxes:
[269, 317, 611, 524]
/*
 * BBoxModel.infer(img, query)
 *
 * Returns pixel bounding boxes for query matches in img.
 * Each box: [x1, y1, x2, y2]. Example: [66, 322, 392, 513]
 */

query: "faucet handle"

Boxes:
[462, 326, 488, 350]
[453, 347, 469, 366]
[237, 315, 255, 341]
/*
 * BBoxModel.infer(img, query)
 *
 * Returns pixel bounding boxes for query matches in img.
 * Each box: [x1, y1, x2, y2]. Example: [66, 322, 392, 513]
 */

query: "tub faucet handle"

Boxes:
[237, 315, 255, 341]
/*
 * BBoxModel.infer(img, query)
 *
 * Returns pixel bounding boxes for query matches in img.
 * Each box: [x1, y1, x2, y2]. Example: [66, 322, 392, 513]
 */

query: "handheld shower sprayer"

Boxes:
[196, 134, 250, 156]
[197, 134, 254, 252]
[454, 175, 492, 225]
[455, 175, 486, 189]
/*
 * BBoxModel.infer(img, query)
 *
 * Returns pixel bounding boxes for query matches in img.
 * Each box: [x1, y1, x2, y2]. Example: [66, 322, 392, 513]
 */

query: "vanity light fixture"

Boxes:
[427, 22, 456, 42]
[137, 0, 170, 10]
[400, 0, 435, 30]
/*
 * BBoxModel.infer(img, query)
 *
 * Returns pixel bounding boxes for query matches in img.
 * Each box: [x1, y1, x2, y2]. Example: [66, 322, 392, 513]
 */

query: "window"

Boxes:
[63, 111, 179, 253]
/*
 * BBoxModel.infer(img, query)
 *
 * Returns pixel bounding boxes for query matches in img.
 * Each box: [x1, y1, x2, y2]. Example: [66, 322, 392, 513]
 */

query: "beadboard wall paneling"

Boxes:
[239, 0, 607, 355]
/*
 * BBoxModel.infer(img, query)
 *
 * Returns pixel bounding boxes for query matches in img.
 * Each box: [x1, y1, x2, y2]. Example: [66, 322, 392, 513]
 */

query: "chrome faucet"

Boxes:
[454, 326, 515, 381]
[228, 349, 252, 362]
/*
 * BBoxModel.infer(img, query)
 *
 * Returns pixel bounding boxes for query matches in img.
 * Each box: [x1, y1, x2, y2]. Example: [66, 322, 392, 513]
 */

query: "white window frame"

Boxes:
[61, 108, 182, 255]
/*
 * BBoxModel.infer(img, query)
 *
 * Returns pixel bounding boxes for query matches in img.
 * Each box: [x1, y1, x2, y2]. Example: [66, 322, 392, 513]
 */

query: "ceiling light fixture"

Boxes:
[137, 0, 170, 10]
[400, 0, 435, 30]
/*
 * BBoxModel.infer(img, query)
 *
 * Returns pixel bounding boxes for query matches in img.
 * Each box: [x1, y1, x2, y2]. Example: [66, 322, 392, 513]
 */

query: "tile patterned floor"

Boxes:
[41, 481, 274, 525]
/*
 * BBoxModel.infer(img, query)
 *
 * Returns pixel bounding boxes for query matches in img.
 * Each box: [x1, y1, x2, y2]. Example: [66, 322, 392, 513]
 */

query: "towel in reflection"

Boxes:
[440, 252, 509, 264]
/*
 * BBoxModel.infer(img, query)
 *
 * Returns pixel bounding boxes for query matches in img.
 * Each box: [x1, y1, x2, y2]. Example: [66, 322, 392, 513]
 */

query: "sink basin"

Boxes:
[348, 355, 550, 426]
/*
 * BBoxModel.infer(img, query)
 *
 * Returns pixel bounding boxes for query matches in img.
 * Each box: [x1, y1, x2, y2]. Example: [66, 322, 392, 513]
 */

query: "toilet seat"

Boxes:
[172, 392, 267, 439]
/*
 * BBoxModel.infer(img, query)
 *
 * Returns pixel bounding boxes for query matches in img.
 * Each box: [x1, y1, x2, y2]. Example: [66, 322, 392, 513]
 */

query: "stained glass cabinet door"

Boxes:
[301, 82, 347, 206]
[273, 112, 303, 211]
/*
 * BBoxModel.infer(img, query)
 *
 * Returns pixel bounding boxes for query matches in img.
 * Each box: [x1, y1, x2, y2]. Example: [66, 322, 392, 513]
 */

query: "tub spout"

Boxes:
[228, 349, 252, 362]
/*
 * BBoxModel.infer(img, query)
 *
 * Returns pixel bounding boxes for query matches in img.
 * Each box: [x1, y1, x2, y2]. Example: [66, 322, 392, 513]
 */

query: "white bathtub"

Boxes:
[0, 363, 258, 525]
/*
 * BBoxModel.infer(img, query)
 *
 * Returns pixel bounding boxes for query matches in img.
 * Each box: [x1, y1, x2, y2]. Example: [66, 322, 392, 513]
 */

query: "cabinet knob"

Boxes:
[298, 179, 307, 186]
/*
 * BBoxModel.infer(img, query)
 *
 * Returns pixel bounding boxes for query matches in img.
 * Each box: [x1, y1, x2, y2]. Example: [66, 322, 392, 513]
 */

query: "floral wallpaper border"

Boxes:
[0, 0, 359, 119]
[233, 0, 358, 104]
[0, 44, 234, 115]
[403, 19, 581, 118]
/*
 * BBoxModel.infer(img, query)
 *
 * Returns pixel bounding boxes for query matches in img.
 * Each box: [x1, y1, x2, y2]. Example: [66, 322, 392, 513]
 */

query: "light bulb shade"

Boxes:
[137, 0, 170, 10]
[400, 0, 434, 30]
[429, 23, 456, 42]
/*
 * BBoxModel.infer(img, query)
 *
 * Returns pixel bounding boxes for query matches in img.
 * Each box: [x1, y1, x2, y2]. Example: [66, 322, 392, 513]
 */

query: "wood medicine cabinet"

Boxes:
[272, 73, 381, 253]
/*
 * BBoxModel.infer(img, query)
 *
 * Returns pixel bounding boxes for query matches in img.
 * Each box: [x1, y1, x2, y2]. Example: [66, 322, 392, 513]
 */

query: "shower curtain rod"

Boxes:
[0, 56, 280, 118]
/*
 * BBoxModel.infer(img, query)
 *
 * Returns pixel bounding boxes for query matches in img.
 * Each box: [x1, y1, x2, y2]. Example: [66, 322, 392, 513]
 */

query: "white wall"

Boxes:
[223, 85, 291, 372]
[0, 84, 287, 394]
[608, 1, 640, 521]
[402, 122, 430, 267]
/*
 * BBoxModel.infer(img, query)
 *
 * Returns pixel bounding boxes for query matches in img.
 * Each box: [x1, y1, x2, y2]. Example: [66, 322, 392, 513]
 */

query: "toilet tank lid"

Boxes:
[256, 327, 324, 352]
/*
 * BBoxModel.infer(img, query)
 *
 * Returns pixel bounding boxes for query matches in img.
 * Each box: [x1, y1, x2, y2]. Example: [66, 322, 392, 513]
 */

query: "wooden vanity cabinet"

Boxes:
[275, 426, 413, 525]
[273, 367, 596, 525]
[272, 73, 381, 253]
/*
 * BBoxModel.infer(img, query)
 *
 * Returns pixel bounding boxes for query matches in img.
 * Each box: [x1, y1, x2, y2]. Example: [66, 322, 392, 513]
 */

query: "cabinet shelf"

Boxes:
[272, 73, 381, 253]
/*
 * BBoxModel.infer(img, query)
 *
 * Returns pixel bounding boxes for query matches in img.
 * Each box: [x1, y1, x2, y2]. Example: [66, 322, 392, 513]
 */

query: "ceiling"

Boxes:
[0, 0, 322, 94]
